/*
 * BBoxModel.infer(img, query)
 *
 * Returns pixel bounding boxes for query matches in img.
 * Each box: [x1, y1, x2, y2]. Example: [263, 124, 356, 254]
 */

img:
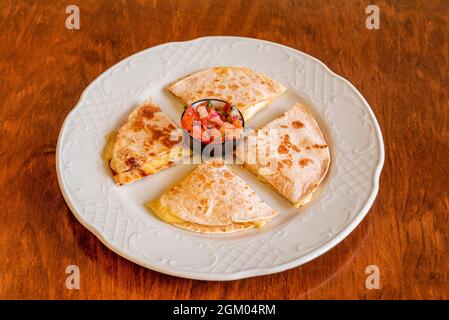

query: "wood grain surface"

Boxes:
[0, 0, 448, 300]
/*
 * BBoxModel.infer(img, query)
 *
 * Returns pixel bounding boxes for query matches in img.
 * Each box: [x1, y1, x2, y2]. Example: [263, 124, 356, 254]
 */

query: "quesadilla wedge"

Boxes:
[103, 98, 190, 185]
[236, 103, 330, 207]
[166, 67, 286, 120]
[147, 159, 279, 233]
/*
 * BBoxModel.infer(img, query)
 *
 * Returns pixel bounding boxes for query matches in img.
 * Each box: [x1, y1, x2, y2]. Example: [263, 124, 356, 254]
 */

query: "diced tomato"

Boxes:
[210, 115, 224, 126]
[181, 107, 195, 131]
[182, 101, 243, 144]
[201, 118, 209, 126]
[197, 105, 209, 118]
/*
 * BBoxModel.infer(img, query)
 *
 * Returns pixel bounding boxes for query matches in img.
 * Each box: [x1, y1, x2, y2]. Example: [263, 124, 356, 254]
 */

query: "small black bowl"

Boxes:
[181, 99, 245, 158]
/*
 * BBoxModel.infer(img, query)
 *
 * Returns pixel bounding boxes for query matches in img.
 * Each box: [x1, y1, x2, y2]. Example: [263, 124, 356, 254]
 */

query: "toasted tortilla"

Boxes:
[166, 67, 286, 120]
[236, 103, 330, 207]
[170, 221, 260, 234]
[147, 159, 278, 233]
[103, 98, 190, 185]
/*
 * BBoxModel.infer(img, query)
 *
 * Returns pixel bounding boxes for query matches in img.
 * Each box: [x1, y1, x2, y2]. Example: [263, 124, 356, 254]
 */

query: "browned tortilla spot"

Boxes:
[138, 168, 150, 176]
[278, 144, 289, 154]
[291, 145, 301, 153]
[171, 188, 180, 195]
[306, 144, 328, 150]
[161, 135, 179, 148]
[141, 105, 160, 119]
[210, 161, 225, 168]
[281, 158, 293, 167]
[132, 119, 145, 132]
[125, 157, 139, 168]
[148, 127, 164, 140]
[214, 68, 228, 76]
[280, 134, 301, 153]
[291, 120, 304, 129]
[224, 171, 233, 179]
[299, 158, 313, 167]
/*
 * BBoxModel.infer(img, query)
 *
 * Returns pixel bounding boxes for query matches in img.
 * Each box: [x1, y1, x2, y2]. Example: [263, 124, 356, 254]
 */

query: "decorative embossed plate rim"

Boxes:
[56, 36, 384, 280]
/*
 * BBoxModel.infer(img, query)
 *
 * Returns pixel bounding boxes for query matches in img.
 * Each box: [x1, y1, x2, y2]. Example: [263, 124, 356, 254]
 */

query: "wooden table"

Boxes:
[0, 0, 448, 300]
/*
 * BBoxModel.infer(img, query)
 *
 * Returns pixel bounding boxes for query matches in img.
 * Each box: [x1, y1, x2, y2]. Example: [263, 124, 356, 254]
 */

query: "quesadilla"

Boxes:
[166, 67, 286, 120]
[103, 98, 190, 185]
[147, 159, 279, 233]
[236, 103, 330, 207]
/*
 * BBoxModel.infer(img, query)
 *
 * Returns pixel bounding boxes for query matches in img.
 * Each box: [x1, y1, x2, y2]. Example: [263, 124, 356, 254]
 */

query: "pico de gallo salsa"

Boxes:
[181, 100, 244, 144]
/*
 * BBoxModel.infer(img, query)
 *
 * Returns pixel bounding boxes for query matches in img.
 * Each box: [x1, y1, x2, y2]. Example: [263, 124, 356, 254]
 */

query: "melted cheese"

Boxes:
[253, 221, 266, 228]
[242, 99, 272, 120]
[295, 192, 313, 208]
[103, 131, 188, 177]
[102, 131, 117, 165]
[147, 199, 268, 230]
[147, 200, 186, 224]
[141, 145, 185, 175]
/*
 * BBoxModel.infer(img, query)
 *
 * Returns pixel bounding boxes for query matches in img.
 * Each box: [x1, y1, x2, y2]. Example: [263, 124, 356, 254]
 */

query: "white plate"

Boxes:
[56, 36, 384, 281]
